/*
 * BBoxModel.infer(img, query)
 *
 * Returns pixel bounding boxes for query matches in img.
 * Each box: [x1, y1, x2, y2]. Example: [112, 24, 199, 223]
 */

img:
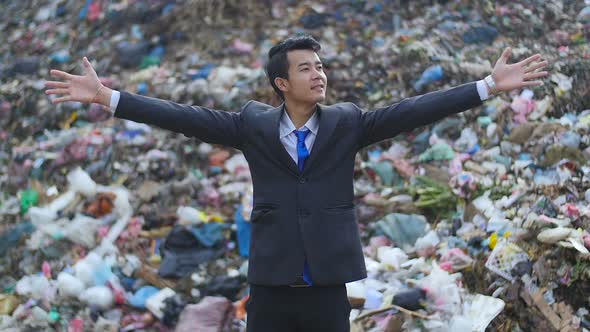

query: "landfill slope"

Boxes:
[1, 0, 590, 331]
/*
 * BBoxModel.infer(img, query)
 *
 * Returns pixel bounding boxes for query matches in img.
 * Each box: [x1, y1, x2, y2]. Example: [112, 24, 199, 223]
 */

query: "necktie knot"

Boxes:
[294, 129, 310, 172]
[295, 129, 310, 143]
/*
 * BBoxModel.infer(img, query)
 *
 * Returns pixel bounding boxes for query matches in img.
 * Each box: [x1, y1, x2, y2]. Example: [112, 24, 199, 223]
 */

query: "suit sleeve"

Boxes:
[114, 91, 247, 149]
[357, 82, 483, 149]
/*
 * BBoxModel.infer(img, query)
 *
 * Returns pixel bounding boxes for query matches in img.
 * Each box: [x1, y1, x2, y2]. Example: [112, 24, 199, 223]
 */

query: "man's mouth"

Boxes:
[311, 84, 325, 91]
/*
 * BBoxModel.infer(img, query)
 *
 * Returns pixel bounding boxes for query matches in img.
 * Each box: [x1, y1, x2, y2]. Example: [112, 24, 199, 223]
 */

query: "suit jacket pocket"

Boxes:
[322, 204, 355, 215]
[320, 204, 357, 227]
[313, 206, 360, 262]
[250, 204, 278, 223]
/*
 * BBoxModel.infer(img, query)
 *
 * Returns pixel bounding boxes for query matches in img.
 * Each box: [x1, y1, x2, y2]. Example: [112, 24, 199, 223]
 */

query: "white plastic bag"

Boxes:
[79, 286, 114, 309]
[67, 167, 97, 197]
[377, 247, 408, 270]
[57, 272, 85, 298]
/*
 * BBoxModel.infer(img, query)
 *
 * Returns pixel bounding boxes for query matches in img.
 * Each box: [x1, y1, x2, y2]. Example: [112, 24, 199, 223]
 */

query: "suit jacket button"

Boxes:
[299, 177, 307, 184]
[299, 209, 310, 217]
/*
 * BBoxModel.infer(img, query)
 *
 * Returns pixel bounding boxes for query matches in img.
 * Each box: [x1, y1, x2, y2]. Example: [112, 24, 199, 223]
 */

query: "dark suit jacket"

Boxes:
[114, 82, 482, 285]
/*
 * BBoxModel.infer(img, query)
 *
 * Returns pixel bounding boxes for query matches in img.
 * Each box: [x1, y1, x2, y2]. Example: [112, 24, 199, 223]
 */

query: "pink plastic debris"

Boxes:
[175, 296, 234, 332]
[232, 39, 254, 54]
[42, 261, 52, 278]
[510, 90, 536, 124]
[440, 248, 474, 272]
[68, 318, 84, 332]
[562, 203, 580, 218]
[88, 1, 102, 21]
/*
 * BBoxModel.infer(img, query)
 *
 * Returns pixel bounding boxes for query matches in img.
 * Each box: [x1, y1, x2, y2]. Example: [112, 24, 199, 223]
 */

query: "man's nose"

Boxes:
[312, 69, 323, 80]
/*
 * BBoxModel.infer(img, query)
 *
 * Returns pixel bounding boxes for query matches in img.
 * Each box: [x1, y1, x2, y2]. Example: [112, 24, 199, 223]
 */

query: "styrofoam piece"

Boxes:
[345, 281, 366, 300]
[448, 316, 473, 332]
[462, 294, 505, 332]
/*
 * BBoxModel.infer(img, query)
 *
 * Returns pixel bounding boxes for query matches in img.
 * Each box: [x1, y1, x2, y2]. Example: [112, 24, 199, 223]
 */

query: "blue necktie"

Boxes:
[295, 129, 313, 285]
[295, 129, 310, 171]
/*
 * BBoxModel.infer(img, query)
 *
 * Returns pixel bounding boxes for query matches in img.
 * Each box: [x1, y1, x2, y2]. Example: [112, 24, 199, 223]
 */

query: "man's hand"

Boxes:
[45, 57, 112, 107]
[489, 47, 549, 94]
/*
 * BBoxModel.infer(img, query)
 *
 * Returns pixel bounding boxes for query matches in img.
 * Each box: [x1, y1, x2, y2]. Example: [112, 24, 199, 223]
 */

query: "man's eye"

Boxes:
[301, 68, 309, 71]
[317, 66, 323, 70]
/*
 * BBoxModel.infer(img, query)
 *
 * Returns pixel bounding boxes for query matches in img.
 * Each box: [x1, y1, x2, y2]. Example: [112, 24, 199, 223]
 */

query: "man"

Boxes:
[45, 35, 548, 331]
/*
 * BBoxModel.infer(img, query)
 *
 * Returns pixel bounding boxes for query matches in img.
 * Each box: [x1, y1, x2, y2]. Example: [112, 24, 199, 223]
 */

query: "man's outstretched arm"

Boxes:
[357, 47, 549, 149]
[45, 57, 244, 149]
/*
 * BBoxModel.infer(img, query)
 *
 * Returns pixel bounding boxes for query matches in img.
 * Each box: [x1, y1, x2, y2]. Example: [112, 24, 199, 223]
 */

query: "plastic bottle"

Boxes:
[413, 65, 443, 92]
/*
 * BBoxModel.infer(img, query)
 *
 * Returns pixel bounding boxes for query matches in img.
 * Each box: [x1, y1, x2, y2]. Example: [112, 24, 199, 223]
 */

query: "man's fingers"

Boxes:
[522, 80, 543, 87]
[44, 81, 69, 88]
[500, 47, 512, 63]
[524, 71, 548, 80]
[519, 54, 542, 67]
[45, 88, 69, 95]
[524, 60, 549, 73]
[83, 57, 97, 76]
[51, 96, 72, 104]
[50, 69, 74, 80]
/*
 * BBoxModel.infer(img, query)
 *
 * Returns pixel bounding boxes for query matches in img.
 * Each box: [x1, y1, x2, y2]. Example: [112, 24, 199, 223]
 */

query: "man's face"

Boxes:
[281, 49, 327, 104]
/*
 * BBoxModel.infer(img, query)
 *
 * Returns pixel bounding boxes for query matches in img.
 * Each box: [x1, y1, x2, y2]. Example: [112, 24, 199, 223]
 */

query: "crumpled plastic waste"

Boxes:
[158, 225, 225, 278]
[175, 296, 235, 332]
[375, 213, 427, 251]
[2, 0, 590, 331]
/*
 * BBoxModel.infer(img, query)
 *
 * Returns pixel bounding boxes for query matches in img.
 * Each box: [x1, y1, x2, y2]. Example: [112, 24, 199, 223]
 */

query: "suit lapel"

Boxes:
[304, 104, 340, 172]
[264, 104, 300, 176]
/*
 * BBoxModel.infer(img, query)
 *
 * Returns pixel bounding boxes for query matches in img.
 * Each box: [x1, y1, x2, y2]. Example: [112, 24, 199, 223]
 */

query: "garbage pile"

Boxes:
[1, 0, 589, 331]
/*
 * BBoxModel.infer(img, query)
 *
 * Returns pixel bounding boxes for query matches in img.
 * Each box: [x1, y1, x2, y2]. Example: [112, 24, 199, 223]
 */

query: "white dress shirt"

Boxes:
[279, 108, 320, 163]
[107, 80, 490, 156]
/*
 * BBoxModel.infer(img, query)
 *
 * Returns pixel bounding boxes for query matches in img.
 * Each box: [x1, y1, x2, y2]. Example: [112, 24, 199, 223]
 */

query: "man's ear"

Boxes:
[274, 77, 289, 93]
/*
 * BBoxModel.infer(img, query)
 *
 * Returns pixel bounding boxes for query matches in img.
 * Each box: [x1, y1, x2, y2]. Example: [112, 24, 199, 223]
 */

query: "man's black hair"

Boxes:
[266, 35, 321, 100]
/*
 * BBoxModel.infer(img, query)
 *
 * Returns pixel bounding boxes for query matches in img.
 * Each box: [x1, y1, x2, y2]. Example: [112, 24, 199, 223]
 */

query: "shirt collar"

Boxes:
[279, 107, 320, 138]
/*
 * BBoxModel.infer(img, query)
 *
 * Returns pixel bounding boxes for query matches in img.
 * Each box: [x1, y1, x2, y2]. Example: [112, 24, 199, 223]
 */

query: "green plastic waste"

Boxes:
[48, 308, 60, 323]
[140, 55, 161, 69]
[20, 189, 39, 215]
[367, 161, 400, 187]
[375, 213, 427, 250]
[418, 143, 455, 162]
[477, 116, 493, 128]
